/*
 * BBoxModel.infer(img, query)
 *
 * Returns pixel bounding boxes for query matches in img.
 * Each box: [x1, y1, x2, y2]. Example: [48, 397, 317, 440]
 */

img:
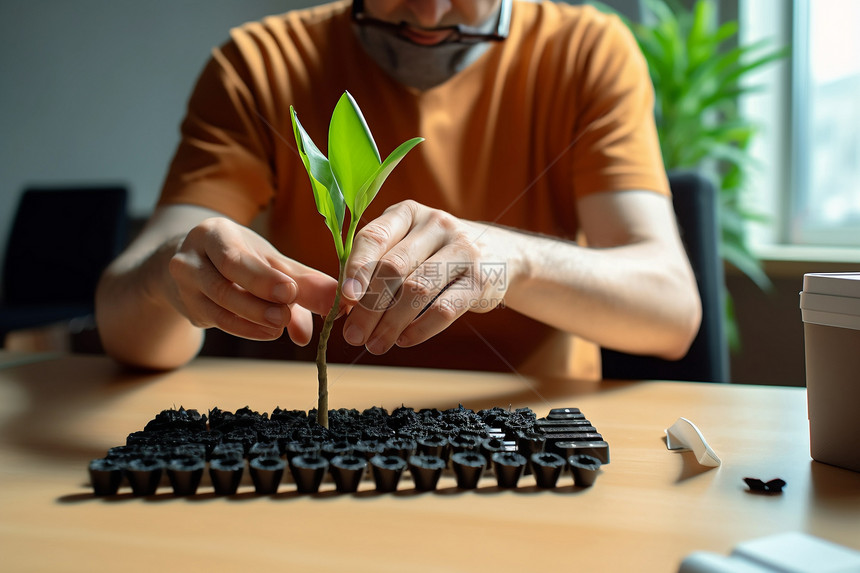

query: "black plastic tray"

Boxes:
[88, 405, 609, 497]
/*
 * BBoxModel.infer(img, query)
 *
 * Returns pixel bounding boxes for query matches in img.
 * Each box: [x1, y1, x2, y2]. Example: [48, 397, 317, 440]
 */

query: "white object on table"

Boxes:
[665, 417, 721, 467]
[678, 531, 860, 573]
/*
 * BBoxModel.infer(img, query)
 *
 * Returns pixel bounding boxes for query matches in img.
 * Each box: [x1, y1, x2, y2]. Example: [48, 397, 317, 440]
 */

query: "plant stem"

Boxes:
[315, 260, 346, 428]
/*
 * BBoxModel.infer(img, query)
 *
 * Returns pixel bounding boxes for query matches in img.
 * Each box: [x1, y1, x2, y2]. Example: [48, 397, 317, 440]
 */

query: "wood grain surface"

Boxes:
[1, 353, 858, 572]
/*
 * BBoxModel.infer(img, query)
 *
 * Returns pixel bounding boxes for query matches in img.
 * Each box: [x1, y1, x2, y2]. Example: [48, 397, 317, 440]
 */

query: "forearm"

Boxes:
[96, 235, 204, 370]
[497, 228, 701, 359]
[340, 195, 701, 358]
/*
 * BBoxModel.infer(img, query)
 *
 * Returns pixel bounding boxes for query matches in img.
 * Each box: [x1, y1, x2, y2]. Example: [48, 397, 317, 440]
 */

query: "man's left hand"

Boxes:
[340, 200, 517, 354]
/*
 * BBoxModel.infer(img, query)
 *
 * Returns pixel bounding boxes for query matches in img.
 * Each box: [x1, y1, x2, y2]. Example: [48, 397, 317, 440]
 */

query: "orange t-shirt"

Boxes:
[158, 0, 668, 380]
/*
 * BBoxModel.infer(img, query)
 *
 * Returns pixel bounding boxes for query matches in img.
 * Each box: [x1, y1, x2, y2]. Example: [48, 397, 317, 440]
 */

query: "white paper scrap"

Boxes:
[665, 417, 721, 467]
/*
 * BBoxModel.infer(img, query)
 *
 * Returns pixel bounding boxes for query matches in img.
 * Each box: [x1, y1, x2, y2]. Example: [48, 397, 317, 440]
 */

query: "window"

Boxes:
[741, 0, 860, 255]
[793, 0, 860, 246]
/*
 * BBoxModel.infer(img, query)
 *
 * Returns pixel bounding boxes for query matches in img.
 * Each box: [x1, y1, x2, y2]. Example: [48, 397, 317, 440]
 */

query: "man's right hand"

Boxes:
[96, 204, 337, 369]
[168, 216, 337, 345]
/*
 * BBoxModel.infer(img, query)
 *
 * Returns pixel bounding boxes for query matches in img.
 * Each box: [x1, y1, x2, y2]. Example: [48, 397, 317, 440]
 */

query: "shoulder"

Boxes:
[202, 0, 353, 108]
[513, 1, 630, 37]
[505, 1, 648, 109]
[233, 0, 351, 37]
[221, 0, 352, 63]
[511, 1, 639, 64]
[262, 0, 350, 38]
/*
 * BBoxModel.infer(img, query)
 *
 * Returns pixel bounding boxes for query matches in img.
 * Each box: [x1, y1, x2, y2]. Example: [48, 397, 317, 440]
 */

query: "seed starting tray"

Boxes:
[88, 405, 610, 497]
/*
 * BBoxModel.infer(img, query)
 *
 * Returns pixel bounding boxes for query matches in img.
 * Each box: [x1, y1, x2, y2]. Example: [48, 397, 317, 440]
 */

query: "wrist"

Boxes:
[470, 221, 532, 303]
[142, 235, 185, 312]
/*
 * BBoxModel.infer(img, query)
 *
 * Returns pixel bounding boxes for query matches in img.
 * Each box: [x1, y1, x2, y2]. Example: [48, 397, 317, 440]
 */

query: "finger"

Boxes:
[190, 256, 294, 329]
[285, 264, 340, 317]
[342, 238, 445, 348]
[360, 252, 468, 354]
[169, 249, 292, 330]
[395, 296, 467, 348]
[186, 292, 285, 341]
[195, 224, 298, 304]
[395, 276, 480, 348]
[342, 201, 419, 301]
[286, 303, 314, 346]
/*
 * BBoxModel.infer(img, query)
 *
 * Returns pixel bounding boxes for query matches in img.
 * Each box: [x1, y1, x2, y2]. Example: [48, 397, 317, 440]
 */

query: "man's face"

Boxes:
[362, 0, 502, 45]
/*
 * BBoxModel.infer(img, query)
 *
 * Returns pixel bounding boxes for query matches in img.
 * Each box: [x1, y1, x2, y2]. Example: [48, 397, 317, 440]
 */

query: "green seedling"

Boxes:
[290, 91, 423, 428]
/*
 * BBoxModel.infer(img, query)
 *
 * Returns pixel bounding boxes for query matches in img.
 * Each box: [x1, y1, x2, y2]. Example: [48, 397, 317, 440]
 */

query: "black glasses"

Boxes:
[351, 0, 511, 45]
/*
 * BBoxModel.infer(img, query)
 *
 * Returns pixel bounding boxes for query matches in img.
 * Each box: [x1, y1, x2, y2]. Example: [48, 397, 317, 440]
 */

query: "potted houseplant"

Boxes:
[596, 0, 788, 348]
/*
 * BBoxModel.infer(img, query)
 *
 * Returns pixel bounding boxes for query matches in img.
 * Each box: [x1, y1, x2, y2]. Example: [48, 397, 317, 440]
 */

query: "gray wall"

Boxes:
[0, 0, 318, 264]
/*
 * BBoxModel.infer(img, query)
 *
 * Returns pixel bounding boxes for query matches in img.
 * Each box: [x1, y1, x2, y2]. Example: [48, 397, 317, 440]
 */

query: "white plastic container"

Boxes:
[800, 272, 860, 473]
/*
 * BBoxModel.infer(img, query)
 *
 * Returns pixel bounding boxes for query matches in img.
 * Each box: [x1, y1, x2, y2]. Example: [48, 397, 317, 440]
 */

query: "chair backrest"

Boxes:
[2, 186, 128, 305]
[600, 171, 730, 383]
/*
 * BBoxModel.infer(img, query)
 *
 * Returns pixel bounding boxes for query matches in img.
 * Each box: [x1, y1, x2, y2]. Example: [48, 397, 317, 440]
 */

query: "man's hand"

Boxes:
[168, 217, 338, 345]
[96, 204, 339, 370]
[340, 200, 520, 355]
[337, 191, 702, 362]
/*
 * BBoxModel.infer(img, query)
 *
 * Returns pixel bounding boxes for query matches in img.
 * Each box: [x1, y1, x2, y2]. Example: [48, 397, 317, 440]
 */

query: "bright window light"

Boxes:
[793, 0, 860, 246]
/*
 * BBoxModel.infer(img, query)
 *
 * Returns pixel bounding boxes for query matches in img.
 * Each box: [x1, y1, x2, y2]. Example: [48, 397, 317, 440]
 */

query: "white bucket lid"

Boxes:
[801, 273, 860, 330]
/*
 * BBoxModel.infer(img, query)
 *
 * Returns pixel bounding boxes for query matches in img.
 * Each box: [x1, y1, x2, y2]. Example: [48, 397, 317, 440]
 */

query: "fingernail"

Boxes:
[272, 282, 295, 304]
[344, 324, 364, 345]
[366, 337, 385, 355]
[265, 306, 285, 326]
[342, 278, 364, 301]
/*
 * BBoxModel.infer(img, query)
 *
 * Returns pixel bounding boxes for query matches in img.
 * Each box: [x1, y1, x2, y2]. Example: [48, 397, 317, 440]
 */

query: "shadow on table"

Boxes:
[809, 460, 860, 505]
[0, 354, 163, 462]
[659, 436, 718, 483]
[56, 479, 594, 504]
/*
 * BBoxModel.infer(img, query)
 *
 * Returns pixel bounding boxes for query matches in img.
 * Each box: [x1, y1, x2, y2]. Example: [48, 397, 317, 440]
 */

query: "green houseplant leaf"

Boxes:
[290, 91, 423, 428]
[290, 107, 345, 260]
[329, 92, 382, 215]
[592, 0, 788, 353]
[355, 137, 425, 222]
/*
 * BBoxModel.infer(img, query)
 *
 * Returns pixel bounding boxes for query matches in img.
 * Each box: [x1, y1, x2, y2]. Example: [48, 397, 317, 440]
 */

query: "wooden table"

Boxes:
[0, 349, 60, 370]
[1, 353, 858, 572]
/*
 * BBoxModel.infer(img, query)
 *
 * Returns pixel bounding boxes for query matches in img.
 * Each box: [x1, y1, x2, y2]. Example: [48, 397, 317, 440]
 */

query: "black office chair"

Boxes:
[600, 171, 730, 383]
[0, 186, 129, 346]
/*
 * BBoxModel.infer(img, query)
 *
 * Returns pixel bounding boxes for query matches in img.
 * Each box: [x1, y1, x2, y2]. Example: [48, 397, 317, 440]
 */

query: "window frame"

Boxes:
[739, 0, 860, 262]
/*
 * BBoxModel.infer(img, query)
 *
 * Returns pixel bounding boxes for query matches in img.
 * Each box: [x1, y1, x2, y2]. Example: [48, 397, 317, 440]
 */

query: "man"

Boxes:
[95, 0, 701, 380]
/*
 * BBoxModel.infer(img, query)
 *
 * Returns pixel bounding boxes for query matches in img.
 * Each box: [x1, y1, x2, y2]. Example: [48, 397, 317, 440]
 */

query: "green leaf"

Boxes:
[684, 46, 745, 99]
[292, 92, 423, 263]
[622, 0, 789, 353]
[711, 20, 740, 48]
[687, 0, 714, 67]
[652, 24, 683, 87]
[290, 106, 345, 258]
[354, 137, 424, 218]
[723, 45, 790, 86]
[328, 92, 382, 214]
[723, 289, 741, 353]
[700, 120, 758, 142]
[721, 240, 773, 292]
[708, 142, 763, 172]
